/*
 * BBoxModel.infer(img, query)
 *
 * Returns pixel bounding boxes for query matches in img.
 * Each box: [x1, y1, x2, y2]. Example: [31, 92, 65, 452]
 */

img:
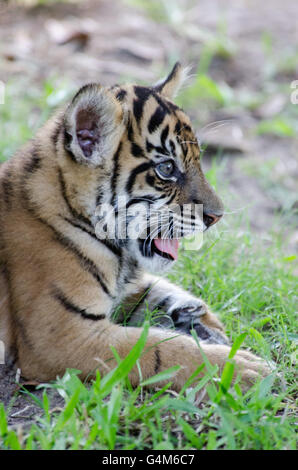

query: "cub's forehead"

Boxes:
[109, 83, 195, 138]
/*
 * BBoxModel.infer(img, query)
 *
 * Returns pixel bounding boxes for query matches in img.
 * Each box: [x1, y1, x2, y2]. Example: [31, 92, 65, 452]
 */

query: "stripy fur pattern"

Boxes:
[0, 63, 269, 388]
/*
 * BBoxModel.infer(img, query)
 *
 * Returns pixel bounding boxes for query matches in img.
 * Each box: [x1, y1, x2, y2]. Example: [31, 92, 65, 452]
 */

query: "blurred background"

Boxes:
[0, 0, 297, 250]
[0, 2, 297, 442]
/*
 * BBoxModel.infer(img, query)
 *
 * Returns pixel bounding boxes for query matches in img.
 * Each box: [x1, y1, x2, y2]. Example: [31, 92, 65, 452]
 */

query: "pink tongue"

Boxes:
[153, 239, 179, 260]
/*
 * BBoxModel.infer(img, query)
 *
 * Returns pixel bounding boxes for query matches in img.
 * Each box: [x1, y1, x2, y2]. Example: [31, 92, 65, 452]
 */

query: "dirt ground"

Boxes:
[0, 365, 64, 428]
[0, 0, 297, 430]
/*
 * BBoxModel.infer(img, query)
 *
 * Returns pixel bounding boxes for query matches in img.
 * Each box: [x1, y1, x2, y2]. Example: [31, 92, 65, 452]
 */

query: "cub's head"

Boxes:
[63, 63, 224, 272]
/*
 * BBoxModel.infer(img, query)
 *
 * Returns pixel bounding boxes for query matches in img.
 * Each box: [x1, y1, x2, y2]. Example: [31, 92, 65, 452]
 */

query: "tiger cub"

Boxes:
[0, 63, 269, 389]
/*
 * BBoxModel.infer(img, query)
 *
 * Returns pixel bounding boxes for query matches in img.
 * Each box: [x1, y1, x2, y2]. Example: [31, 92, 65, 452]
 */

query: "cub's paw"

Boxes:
[233, 349, 272, 386]
[167, 298, 229, 346]
[204, 344, 271, 387]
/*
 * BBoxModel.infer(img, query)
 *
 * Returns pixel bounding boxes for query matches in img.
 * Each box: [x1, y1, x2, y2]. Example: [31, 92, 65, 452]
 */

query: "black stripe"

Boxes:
[155, 296, 170, 310]
[174, 120, 181, 135]
[167, 101, 179, 112]
[133, 86, 151, 124]
[20, 187, 113, 298]
[146, 139, 154, 153]
[18, 148, 42, 214]
[181, 141, 188, 157]
[152, 92, 171, 115]
[2, 167, 13, 208]
[63, 126, 77, 163]
[52, 230, 112, 297]
[125, 162, 152, 193]
[71, 83, 98, 104]
[52, 123, 61, 149]
[166, 189, 178, 205]
[131, 142, 145, 159]
[52, 286, 106, 321]
[122, 257, 138, 284]
[3, 263, 34, 356]
[133, 98, 144, 123]
[101, 238, 122, 258]
[116, 89, 127, 102]
[148, 106, 166, 134]
[154, 62, 180, 94]
[145, 173, 158, 189]
[180, 205, 184, 237]
[169, 140, 176, 157]
[63, 216, 122, 258]
[154, 348, 161, 374]
[127, 118, 134, 142]
[182, 124, 192, 133]
[96, 188, 104, 207]
[58, 168, 92, 228]
[160, 124, 169, 151]
[125, 195, 157, 209]
[23, 150, 41, 174]
[110, 142, 122, 206]
[63, 216, 97, 238]
[146, 138, 170, 157]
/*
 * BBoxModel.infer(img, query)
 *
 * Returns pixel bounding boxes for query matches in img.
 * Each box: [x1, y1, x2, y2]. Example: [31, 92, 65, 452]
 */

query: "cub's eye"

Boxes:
[155, 160, 175, 179]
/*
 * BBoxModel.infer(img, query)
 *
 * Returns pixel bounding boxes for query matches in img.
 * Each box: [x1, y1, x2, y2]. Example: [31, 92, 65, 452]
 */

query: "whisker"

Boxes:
[199, 119, 235, 134]
[178, 140, 198, 145]
[197, 120, 236, 143]
[222, 205, 251, 215]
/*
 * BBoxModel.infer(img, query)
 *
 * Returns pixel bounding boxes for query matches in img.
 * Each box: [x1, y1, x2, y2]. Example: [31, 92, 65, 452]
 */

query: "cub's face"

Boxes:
[63, 63, 224, 272]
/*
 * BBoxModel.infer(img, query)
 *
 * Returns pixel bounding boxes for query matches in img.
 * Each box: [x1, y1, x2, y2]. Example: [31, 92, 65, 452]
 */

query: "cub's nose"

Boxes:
[203, 212, 223, 228]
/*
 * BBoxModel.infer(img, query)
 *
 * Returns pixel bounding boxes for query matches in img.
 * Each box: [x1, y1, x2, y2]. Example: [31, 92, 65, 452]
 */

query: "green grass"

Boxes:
[0, 77, 73, 162]
[0, 81, 297, 450]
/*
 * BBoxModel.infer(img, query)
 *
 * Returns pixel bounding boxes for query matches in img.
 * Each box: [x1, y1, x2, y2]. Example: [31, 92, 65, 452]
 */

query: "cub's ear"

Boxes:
[63, 84, 125, 167]
[154, 62, 189, 99]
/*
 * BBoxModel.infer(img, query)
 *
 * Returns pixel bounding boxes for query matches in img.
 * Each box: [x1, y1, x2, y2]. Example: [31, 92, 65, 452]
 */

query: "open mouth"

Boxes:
[139, 237, 179, 261]
[153, 238, 179, 261]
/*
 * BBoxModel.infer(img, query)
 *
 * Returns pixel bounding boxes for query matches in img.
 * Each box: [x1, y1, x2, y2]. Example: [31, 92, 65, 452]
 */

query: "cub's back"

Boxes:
[0, 140, 54, 364]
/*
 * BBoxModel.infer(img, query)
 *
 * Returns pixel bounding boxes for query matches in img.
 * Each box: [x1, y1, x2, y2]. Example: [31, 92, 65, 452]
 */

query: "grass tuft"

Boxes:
[0, 80, 297, 450]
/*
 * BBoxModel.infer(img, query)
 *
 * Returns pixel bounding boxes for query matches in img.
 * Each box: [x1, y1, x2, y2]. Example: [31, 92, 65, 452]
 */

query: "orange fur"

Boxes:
[0, 65, 269, 389]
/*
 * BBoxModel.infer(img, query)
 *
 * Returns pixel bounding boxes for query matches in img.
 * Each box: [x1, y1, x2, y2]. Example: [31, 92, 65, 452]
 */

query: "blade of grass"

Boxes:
[100, 321, 149, 397]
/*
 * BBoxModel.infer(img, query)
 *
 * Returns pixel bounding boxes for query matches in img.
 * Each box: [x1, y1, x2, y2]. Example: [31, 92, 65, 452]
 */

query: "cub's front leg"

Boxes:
[121, 274, 229, 345]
